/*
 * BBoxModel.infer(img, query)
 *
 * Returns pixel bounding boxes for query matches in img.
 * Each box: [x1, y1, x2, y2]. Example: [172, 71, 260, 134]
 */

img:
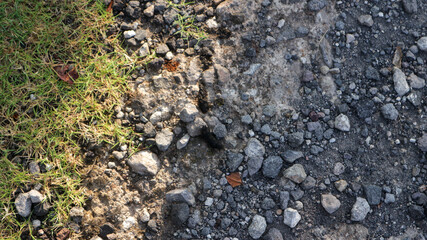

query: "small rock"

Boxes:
[32, 219, 41, 229]
[15, 193, 32, 217]
[334, 114, 350, 132]
[69, 206, 84, 223]
[280, 191, 290, 209]
[408, 73, 425, 89]
[417, 36, 427, 51]
[123, 216, 137, 230]
[244, 64, 262, 75]
[248, 156, 264, 176]
[301, 176, 316, 190]
[417, 133, 427, 152]
[170, 203, 190, 225]
[127, 151, 160, 176]
[364, 185, 382, 205]
[381, 103, 399, 120]
[241, 115, 253, 124]
[99, 223, 115, 239]
[358, 15, 373, 27]
[226, 152, 244, 172]
[402, 0, 418, 14]
[321, 194, 341, 214]
[262, 156, 283, 178]
[112, 151, 126, 160]
[213, 123, 227, 139]
[283, 164, 307, 184]
[248, 215, 267, 239]
[134, 29, 147, 41]
[143, 5, 154, 17]
[180, 104, 199, 123]
[265, 228, 283, 240]
[141, 208, 150, 222]
[28, 190, 44, 203]
[123, 30, 136, 39]
[333, 162, 345, 175]
[351, 197, 370, 221]
[177, 134, 190, 150]
[334, 180, 348, 192]
[245, 138, 265, 158]
[56, 228, 70, 240]
[288, 132, 304, 147]
[365, 66, 380, 81]
[165, 188, 195, 206]
[384, 193, 396, 204]
[408, 205, 425, 220]
[156, 43, 169, 56]
[281, 150, 303, 163]
[393, 68, 410, 96]
[307, 0, 326, 11]
[283, 208, 301, 228]
[186, 117, 207, 137]
[155, 129, 174, 151]
[29, 161, 40, 174]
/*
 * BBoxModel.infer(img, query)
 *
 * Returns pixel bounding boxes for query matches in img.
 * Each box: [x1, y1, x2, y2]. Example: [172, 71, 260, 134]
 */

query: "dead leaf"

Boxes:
[392, 46, 402, 68]
[56, 228, 70, 240]
[226, 172, 242, 187]
[164, 60, 180, 72]
[107, 0, 114, 13]
[53, 64, 78, 84]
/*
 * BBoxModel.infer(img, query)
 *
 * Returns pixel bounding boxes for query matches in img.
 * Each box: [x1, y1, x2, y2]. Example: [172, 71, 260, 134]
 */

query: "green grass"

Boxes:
[0, 0, 136, 238]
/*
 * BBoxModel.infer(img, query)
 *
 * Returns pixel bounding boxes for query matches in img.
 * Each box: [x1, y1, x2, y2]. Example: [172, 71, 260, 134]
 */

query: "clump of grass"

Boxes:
[0, 0, 135, 238]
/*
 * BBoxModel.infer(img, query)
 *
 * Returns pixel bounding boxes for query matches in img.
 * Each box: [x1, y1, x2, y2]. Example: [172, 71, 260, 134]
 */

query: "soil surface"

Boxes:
[65, 0, 427, 239]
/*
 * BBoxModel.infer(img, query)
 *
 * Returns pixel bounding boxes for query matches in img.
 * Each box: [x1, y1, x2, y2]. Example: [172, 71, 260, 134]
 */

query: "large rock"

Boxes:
[127, 151, 160, 176]
[248, 215, 267, 239]
[155, 129, 174, 151]
[283, 164, 307, 183]
[321, 194, 341, 214]
[15, 193, 32, 217]
[334, 114, 350, 131]
[393, 68, 410, 96]
[244, 138, 265, 158]
[283, 208, 301, 228]
[165, 188, 195, 206]
[262, 156, 283, 178]
[351, 197, 370, 221]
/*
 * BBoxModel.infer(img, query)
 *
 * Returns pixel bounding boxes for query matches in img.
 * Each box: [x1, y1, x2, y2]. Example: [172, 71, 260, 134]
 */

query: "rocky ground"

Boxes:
[16, 0, 427, 239]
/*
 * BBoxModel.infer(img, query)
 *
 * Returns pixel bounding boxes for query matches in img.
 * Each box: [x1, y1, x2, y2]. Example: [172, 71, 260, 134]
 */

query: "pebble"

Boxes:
[307, 0, 326, 11]
[280, 191, 290, 209]
[358, 15, 373, 27]
[321, 194, 341, 214]
[141, 208, 150, 222]
[186, 117, 207, 137]
[244, 138, 265, 158]
[408, 73, 425, 89]
[265, 228, 283, 240]
[243, 64, 262, 75]
[381, 103, 399, 120]
[155, 129, 174, 151]
[288, 132, 304, 147]
[334, 114, 350, 132]
[248, 215, 267, 239]
[177, 134, 190, 150]
[334, 180, 348, 192]
[408, 205, 425, 220]
[32, 219, 41, 229]
[283, 164, 307, 184]
[351, 197, 370, 221]
[333, 162, 345, 175]
[165, 188, 195, 206]
[123, 216, 137, 230]
[248, 156, 264, 176]
[402, 0, 418, 14]
[213, 123, 227, 139]
[170, 203, 190, 225]
[127, 151, 160, 176]
[123, 30, 136, 39]
[417, 133, 427, 152]
[15, 193, 32, 217]
[262, 156, 283, 178]
[384, 193, 396, 204]
[364, 185, 382, 205]
[281, 150, 303, 163]
[417, 36, 427, 51]
[283, 208, 301, 228]
[28, 190, 44, 203]
[393, 68, 410, 96]
[112, 151, 126, 160]
[180, 104, 199, 123]
[226, 152, 244, 172]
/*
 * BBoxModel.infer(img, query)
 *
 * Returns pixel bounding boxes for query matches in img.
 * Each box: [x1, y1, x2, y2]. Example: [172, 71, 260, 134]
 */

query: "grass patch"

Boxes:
[0, 0, 136, 238]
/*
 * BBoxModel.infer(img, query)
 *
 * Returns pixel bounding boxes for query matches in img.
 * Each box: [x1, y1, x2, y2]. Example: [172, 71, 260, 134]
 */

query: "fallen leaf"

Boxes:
[107, 0, 114, 13]
[56, 228, 70, 240]
[164, 60, 180, 72]
[226, 172, 242, 187]
[392, 46, 402, 68]
[53, 64, 78, 84]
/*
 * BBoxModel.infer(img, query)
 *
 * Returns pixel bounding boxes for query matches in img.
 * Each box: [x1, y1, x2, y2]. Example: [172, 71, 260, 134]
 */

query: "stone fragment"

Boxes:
[364, 185, 382, 205]
[186, 117, 207, 137]
[281, 150, 303, 163]
[127, 151, 160, 176]
[393, 68, 410, 96]
[248, 215, 267, 239]
[226, 152, 244, 172]
[417, 36, 427, 51]
[321, 194, 341, 214]
[262, 156, 283, 178]
[28, 190, 44, 203]
[334, 180, 348, 192]
[408, 73, 425, 89]
[248, 156, 264, 176]
[334, 114, 350, 132]
[417, 133, 427, 152]
[351, 197, 370, 221]
[177, 134, 190, 150]
[287, 132, 304, 147]
[155, 129, 173, 151]
[307, 0, 326, 11]
[381, 103, 399, 120]
[358, 15, 373, 27]
[15, 193, 32, 217]
[180, 104, 199, 123]
[402, 0, 418, 14]
[283, 164, 307, 184]
[170, 203, 190, 225]
[165, 188, 195, 206]
[244, 138, 265, 158]
[283, 208, 301, 228]
[265, 228, 283, 240]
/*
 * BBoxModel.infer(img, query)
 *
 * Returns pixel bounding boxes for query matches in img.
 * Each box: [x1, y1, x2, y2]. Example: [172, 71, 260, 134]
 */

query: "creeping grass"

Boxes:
[0, 0, 135, 238]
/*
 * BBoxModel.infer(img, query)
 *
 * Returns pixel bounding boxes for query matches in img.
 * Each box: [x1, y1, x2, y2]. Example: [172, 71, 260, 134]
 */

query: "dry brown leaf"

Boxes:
[107, 0, 114, 13]
[53, 64, 78, 85]
[226, 172, 242, 187]
[392, 46, 402, 68]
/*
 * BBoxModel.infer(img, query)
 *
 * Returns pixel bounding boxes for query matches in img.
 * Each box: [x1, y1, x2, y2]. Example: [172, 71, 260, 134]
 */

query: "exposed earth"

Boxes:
[20, 0, 427, 239]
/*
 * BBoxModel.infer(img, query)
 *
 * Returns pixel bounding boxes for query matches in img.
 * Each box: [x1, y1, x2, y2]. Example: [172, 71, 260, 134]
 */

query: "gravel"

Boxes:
[262, 156, 283, 178]
[248, 215, 267, 239]
[127, 151, 160, 176]
[321, 194, 341, 214]
[283, 208, 301, 228]
[351, 197, 370, 221]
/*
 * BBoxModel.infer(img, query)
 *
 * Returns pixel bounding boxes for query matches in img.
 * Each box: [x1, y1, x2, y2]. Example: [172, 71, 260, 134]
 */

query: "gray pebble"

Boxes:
[351, 197, 370, 221]
[127, 151, 160, 176]
[381, 103, 399, 121]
